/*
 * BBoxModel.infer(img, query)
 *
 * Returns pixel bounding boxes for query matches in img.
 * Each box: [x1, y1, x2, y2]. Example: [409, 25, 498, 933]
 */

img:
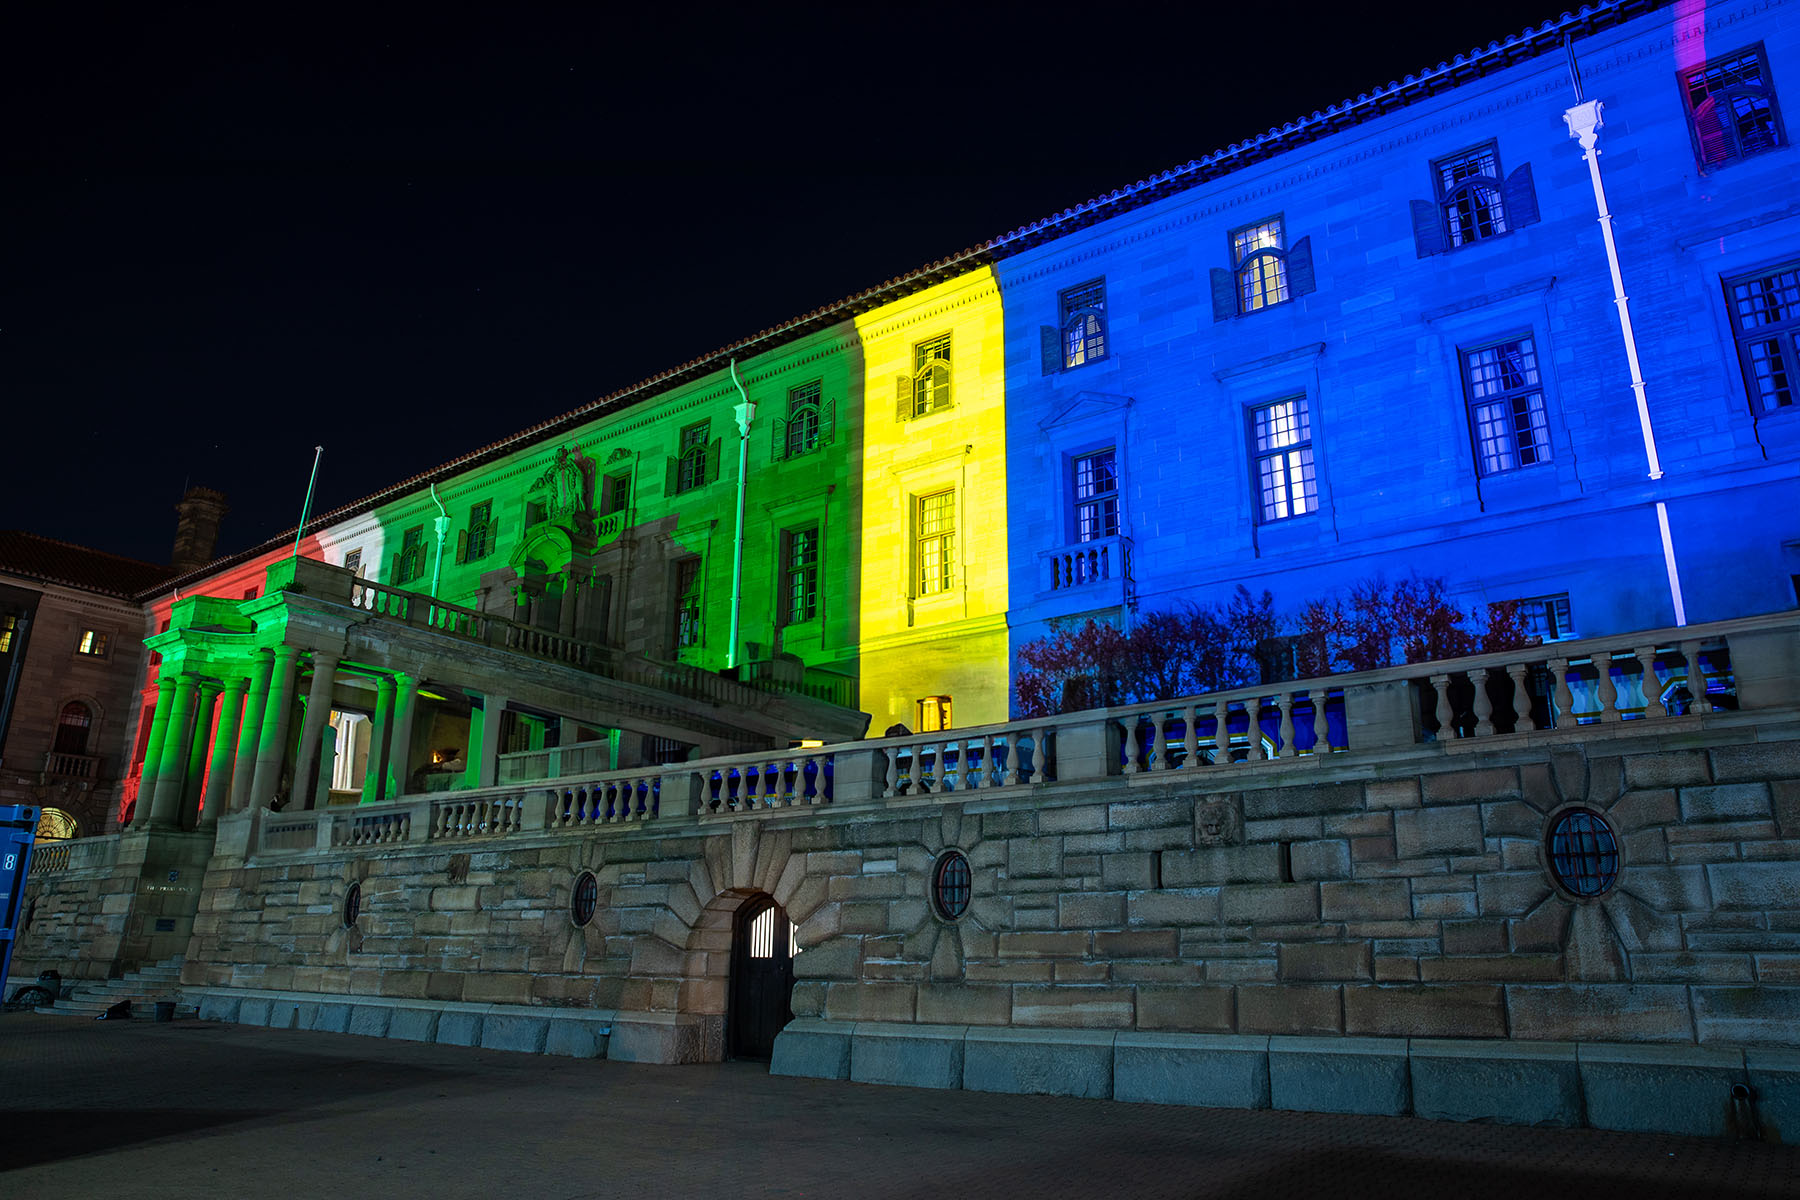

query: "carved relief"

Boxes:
[1194, 795, 1243, 847]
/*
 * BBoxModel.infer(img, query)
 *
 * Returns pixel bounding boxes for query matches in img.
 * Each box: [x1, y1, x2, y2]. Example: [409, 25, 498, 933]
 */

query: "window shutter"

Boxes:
[1287, 236, 1317, 297]
[821, 399, 836, 445]
[1040, 325, 1062, 375]
[456, 529, 469, 565]
[706, 438, 722, 484]
[897, 374, 911, 422]
[1410, 199, 1448, 257]
[666, 455, 679, 496]
[1504, 163, 1540, 228]
[1209, 268, 1237, 322]
[770, 416, 787, 461]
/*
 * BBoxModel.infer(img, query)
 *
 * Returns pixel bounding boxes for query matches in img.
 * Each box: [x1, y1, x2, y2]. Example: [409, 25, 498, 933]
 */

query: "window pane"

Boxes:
[1251, 397, 1314, 522]
[917, 491, 955, 594]
[1436, 145, 1507, 247]
[1464, 338, 1550, 475]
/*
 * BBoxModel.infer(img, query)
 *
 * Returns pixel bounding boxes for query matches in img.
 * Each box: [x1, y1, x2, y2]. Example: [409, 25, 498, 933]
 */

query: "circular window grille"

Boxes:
[933, 850, 971, 920]
[571, 871, 598, 927]
[1546, 809, 1620, 897]
[343, 882, 362, 928]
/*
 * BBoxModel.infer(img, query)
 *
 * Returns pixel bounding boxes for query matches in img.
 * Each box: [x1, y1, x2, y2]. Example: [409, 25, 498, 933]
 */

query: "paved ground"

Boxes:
[1, 1013, 1796, 1199]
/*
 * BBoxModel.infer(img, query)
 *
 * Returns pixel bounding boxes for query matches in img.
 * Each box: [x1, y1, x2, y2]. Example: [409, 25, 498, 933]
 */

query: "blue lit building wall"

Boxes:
[996, 0, 1800, 694]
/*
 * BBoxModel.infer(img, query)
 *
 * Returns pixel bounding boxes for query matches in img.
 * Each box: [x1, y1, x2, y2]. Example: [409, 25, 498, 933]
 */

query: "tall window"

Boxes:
[459, 500, 495, 563]
[916, 490, 955, 596]
[909, 335, 952, 418]
[0, 614, 15, 654]
[396, 525, 426, 584]
[1435, 144, 1508, 248]
[1683, 46, 1785, 170]
[1073, 449, 1119, 541]
[76, 629, 109, 657]
[674, 557, 703, 650]
[54, 701, 91, 755]
[1250, 397, 1318, 522]
[600, 471, 631, 517]
[1463, 337, 1550, 475]
[1727, 261, 1799, 414]
[781, 526, 819, 625]
[1232, 218, 1289, 312]
[675, 421, 711, 493]
[1060, 281, 1107, 368]
[787, 382, 822, 457]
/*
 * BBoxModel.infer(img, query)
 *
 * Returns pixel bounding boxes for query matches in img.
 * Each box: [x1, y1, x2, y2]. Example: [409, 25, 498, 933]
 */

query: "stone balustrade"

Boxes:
[42, 750, 100, 780]
[699, 746, 838, 813]
[550, 773, 661, 826]
[26, 833, 120, 877]
[1043, 533, 1133, 595]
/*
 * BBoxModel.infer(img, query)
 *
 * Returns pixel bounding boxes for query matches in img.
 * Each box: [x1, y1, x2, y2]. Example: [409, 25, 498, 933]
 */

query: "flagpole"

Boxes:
[293, 446, 324, 558]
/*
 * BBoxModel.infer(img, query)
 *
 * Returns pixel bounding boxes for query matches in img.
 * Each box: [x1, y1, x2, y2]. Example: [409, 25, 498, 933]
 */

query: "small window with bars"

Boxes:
[1463, 336, 1551, 475]
[1059, 280, 1106, 369]
[1726, 261, 1799, 415]
[674, 556, 703, 650]
[1073, 449, 1119, 542]
[781, 526, 819, 625]
[1250, 396, 1318, 522]
[1683, 45, 1785, 170]
[902, 335, 952, 419]
[915, 489, 955, 596]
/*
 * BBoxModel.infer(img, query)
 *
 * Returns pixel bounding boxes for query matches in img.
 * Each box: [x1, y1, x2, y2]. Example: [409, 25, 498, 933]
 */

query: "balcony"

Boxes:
[43, 751, 100, 781]
[1040, 535, 1134, 607]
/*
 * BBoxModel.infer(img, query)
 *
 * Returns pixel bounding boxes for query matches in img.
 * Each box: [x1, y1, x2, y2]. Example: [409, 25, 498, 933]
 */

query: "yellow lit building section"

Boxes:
[854, 266, 1011, 732]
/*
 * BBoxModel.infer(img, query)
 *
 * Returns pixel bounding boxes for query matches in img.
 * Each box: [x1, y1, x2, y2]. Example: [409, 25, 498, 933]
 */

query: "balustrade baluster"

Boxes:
[1545, 657, 1572, 727]
[1635, 646, 1667, 718]
[1276, 696, 1295, 759]
[1504, 663, 1534, 732]
[1028, 729, 1047, 785]
[1312, 690, 1330, 753]
[1596, 652, 1620, 721]
[1121, 719, 1141, 775]
[1215, 701, 1232, 760]
[1680, 640, 1713, 714]
[1180, 705, 1199, 770]
[1258, 699, 1276, 761]
[1428, 674, 1454, 740]
[920, 743, 937, 794]
[1469, 668, 1495, 737]
[1150, 712, 1169, 771]
[1004, 732, 1021, 786]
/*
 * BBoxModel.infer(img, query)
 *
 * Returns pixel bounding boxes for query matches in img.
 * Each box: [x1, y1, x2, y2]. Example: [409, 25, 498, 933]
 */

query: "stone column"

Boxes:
[131, 677, 177, 825]
[199, 676, 250, 828]
[179, 681, 222, 827]
[248, 645, 302, 808]
[361, 674, 397, 805]
[228, 650, 275, 811]
[384, 673, 420, 800]
[143, 673, 199, 828]
[473, 692, 508, 789]
[293, 650, 342, 810]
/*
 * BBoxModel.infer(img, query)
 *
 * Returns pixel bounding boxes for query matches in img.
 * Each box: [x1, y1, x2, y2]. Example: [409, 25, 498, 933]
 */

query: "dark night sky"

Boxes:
[3, 1, 1587, 567]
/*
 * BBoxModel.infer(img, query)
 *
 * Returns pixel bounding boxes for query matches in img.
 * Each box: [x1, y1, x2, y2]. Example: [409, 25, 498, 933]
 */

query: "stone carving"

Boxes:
[1194, 795, 1243, 847]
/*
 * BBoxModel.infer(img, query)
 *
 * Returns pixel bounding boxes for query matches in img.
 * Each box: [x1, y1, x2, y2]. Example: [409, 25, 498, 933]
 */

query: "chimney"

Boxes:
[171, 486, 229, 574]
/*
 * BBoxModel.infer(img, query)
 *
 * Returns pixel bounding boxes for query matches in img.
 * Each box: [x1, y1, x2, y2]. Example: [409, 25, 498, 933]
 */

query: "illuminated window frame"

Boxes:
[675, 421, 711, 494]
[1725, 260, 1800, 415]
[786, 381, 822, 457]
[461, 500, 496, 563]
[1434, 143, 1509, 249]
[76, 629, 109, 657]
[1231, 217, 1290, 313]
[1681, 44, 1785, 172]
[1461, 335, 1551, 475]
[0, 614, 17, 655]
[781, 525, 819, 625]
[915, 489, 956, 596]
[910, 335, 952, 418]
[917, 695, 952, 732]
[1249, 396, 1318, 522]
[1072, 449, 1119, 542]
[1059, 280, 1107, 369]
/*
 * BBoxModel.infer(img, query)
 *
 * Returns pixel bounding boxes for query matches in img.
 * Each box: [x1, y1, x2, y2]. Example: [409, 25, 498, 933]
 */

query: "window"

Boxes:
[670, 421, 716, 494]
[1515, 594, 1574, 642]
[54, 701, 91, 755]
[1726, 261, 1799, 414]
[1060, 280, 1107, 368]
[1250, 397, 1318, 522]
[0, 615, 18, 654]
[242, 587, 258, 600]
[780, 526, 819, 625]
[1463, 337, 1550, 475]
[674, 556, 703, 650]
[773, 381, 833, 460]
[1683, 45, 1785, 170]
[918, 695, 952, 732]
[343, 549, 362, 577]
[1411, 143, 1538, 256]
[915, 490, 955, 595]
[1546, 809, 1619, 898]
[76, 629, 109, 657]
[459, 500, 496, 563]
[1073, 449, 1119, 541]
[600, 472, 631, 517]
[901, 334, 952, 419]
[571, 872, 599, 927]
[1233, 219, 1289, 311]
[932, 850, 971, 919]
[395, 526, 426, 584]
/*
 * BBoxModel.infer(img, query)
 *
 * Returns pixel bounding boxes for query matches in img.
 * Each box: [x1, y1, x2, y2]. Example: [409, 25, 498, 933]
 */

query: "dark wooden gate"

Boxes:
[729, 895, 794, 1060]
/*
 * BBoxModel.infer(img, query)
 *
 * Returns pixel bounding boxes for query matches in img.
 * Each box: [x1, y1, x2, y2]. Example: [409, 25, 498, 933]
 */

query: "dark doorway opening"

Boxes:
[728, 894, 794, 1060]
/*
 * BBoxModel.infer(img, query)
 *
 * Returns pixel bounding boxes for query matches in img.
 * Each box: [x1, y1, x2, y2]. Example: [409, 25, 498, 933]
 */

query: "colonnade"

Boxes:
[128, 644, 424, 830]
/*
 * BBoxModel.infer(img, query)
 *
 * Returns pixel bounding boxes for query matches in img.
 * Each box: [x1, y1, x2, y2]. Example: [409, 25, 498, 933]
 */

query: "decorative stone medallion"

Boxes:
[1194, 795, 1243, 847]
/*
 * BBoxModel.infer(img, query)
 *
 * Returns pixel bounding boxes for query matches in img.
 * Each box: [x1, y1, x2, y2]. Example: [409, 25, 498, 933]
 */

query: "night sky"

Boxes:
[4, 2, 1590, 567]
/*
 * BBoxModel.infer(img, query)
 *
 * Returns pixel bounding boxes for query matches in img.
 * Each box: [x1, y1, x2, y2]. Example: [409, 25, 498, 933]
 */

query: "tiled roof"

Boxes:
[143, 0, 1663, 601]
[0, 530, 174, 598]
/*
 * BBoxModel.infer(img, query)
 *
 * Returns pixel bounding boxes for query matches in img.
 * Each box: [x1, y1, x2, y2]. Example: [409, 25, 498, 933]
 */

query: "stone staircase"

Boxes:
[36, 956, 197, 1020]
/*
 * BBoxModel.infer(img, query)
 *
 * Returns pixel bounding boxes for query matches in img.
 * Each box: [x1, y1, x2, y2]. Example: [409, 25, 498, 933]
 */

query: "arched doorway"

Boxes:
[729, 895, 795, 1060]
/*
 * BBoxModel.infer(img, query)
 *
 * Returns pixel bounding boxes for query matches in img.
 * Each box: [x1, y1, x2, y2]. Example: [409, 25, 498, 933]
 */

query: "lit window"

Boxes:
[1515, 594, 1575, 641]
[905, 335, 952, 418]
[782, 526, 819, 625]
[1232, 218, 1289, 312]
[784, 381, 823, 458]
[674, 557, 703, 650]
[1436, 144, 1509, 248]
[673, 421, 713, 494]
[76, 629, 109, 657]
[0, 615, 17, 654]
[1059, 281, 1107, 368]
[395, 526, 426, 584]
[1726, 261, 1799, 414]
[1073, 449, 1119, 541]
[460, 500, 496, 563]
[1463, 337, 1550, 475]
[918, 695, 952, 732]
[1682, 46, 1785, 170]
[1250, 397, 1318, 522]
[916, 490, 955, 595]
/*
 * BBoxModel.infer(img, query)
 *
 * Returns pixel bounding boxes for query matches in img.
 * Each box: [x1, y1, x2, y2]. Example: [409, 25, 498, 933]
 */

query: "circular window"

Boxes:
[571, 871, 598, 927]
[933, 850, 971, 920]
[1546, 809, 1620, 897]
[343, 882, 362, 928]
